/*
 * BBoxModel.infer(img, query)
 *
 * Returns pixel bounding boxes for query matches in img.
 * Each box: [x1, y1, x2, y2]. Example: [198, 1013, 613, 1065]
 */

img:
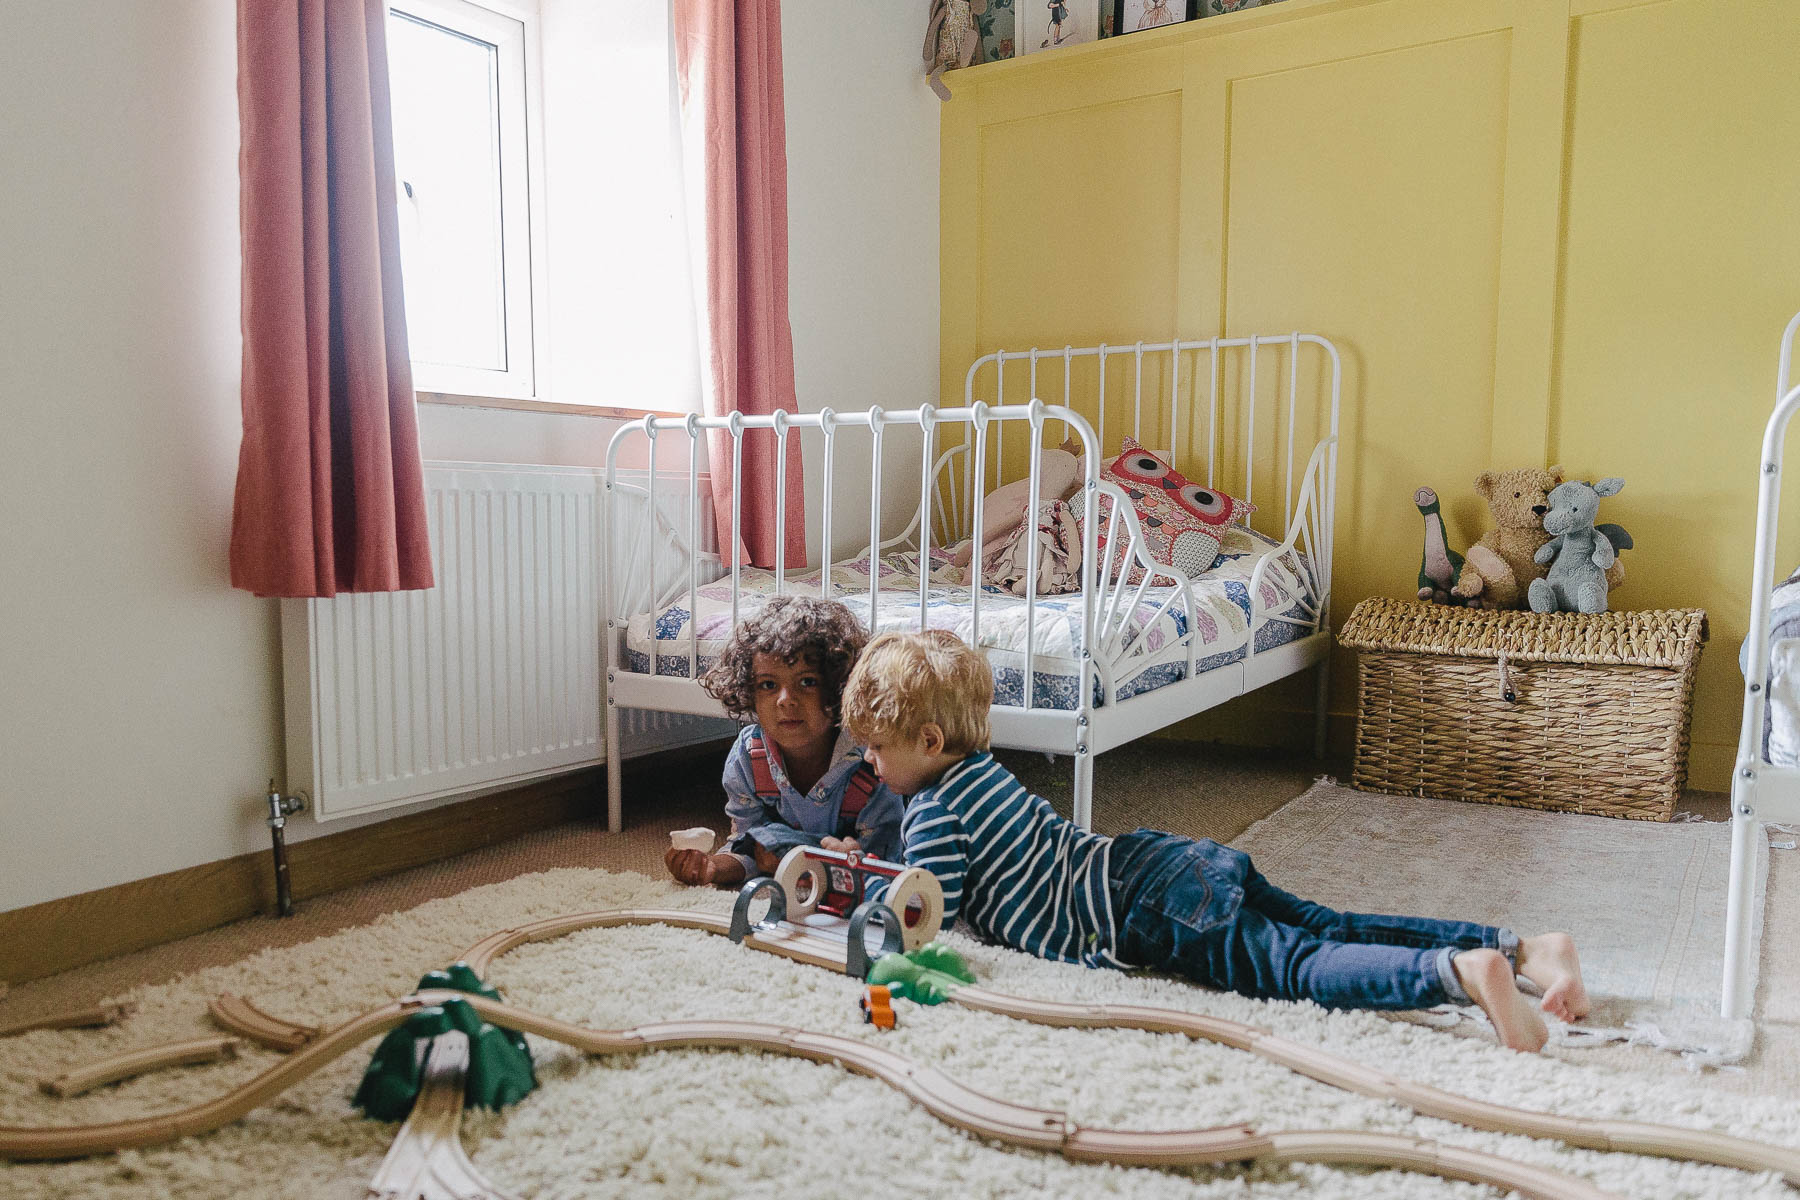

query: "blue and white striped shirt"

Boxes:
[884, 752, 1124, 968]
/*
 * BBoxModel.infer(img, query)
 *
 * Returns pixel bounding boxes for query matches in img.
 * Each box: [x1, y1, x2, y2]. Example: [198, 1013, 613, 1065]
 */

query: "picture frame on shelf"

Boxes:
[1115, 0, 1192, 33]
[1199, 0, 1286, 16]
[1018, 0, 1102, 55]
[978, 0, 1017, 62]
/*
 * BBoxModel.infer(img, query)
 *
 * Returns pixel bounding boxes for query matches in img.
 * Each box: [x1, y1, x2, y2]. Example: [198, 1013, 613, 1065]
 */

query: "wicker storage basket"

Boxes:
[1338, 598, 1707, 821]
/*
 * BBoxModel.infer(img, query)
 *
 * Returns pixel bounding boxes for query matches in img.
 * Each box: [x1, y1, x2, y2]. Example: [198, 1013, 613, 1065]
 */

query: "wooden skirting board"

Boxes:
[4, 909, 1798, 1195]
[0, 743, 729, 985]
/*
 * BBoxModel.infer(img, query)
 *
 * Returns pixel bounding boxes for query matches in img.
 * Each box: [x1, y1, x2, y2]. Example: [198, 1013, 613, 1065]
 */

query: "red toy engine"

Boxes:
[774, 846, 945, 951]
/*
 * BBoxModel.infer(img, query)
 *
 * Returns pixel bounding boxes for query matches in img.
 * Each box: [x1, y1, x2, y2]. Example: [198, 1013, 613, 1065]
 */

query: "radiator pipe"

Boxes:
[265, 781, 307, 918]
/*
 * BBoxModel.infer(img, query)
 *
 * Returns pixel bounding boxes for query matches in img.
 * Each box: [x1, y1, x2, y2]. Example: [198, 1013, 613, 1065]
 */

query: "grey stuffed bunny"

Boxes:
[1527, 478, 1633, 614]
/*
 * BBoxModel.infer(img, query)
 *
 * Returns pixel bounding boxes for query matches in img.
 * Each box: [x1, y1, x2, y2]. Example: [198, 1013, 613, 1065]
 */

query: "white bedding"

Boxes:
[619, 525, 1315, 709]
[1749, 567, 1800, 766]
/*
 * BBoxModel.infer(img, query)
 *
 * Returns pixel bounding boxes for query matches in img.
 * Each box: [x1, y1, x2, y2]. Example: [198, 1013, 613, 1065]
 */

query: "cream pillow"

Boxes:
[952, 448, 1083, 565]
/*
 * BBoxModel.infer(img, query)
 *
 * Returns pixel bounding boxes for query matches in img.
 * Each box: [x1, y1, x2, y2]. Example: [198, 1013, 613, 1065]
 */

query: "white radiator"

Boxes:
[283, 461, 728, 820]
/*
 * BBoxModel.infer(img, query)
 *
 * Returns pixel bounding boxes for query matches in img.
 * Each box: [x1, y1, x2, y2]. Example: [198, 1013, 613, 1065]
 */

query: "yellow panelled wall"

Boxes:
[939, 0, 1800, 790]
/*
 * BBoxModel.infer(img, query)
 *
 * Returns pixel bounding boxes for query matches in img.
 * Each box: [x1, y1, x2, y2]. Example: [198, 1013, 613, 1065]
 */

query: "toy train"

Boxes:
[772, 846, 945, 947]
[729, 845, 946, 978]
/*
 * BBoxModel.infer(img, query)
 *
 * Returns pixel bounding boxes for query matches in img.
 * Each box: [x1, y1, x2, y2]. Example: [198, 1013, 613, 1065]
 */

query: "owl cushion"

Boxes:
[1099, 438, 1253, 577]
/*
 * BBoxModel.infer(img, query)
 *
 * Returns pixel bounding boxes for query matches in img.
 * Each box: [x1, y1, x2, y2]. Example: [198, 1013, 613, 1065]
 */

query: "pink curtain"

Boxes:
[673, 0, 807, 570]
[231, 0, 433, 598]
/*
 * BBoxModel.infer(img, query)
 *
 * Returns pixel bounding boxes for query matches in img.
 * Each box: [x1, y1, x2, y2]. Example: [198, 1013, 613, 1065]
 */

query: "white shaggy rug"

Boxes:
[1234, 781, 1770, 1064]
[1, 867, 1797, 1200]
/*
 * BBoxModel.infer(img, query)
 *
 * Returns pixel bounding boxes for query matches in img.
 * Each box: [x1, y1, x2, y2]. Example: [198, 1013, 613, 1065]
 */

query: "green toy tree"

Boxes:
[353, 963, 538, 1121]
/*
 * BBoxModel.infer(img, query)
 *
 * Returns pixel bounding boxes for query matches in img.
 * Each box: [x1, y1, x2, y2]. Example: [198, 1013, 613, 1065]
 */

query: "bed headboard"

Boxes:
[952, 335, 1341, 545]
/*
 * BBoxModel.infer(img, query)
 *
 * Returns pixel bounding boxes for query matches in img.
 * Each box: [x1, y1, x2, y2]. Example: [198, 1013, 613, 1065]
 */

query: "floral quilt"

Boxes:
[621, 524, 1315, 710]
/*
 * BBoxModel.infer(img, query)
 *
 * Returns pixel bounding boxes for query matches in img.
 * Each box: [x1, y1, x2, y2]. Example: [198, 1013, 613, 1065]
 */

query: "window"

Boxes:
[387, 0, 541, 399]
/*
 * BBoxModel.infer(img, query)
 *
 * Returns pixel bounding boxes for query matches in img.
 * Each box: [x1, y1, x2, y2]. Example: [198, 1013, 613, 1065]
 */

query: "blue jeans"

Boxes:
[1108, 830, 1517, 1011]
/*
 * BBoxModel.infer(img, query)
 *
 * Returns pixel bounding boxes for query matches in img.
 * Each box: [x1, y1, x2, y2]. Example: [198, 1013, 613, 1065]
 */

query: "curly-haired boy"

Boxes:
[665, 596, 904, 887]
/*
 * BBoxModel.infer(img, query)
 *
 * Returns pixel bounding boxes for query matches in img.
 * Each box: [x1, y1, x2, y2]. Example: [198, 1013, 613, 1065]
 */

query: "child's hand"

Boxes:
[821, 836, 862, 854]
[751, 843, 783, 875]
[665, 847, 717, 886]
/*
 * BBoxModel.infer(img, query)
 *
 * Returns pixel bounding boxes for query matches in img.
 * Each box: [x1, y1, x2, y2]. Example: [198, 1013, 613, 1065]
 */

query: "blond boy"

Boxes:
[843, 630, 1589, 1052]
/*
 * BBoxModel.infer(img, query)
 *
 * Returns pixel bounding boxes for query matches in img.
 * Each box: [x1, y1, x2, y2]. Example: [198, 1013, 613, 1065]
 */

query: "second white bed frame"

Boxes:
[601, 333, 1341, 832]
[1723, 310, 1800, 1020]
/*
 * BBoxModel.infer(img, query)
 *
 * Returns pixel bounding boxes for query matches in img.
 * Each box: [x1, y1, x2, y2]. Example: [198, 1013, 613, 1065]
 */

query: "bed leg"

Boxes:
[1312, 655, 1332, 761]
[1073, 745, 1094, 829]
[1722, 776, 1761, 1020]
[605, 688, 623, 835]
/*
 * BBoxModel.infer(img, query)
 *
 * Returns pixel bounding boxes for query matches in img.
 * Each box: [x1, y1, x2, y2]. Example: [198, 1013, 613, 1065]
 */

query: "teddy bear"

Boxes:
[1448, 466, 1565, 610]
[1528, 477, 1632, 614]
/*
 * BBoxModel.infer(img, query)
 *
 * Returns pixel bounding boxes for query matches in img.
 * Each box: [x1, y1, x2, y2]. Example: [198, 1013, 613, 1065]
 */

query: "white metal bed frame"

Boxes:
[1723, 310, 1800, 1020]
[601, 333, 1341, 834]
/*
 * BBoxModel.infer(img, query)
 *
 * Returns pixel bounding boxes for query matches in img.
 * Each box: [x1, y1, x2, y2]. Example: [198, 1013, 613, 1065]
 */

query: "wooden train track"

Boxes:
[461, 906, 1800, 1186]
[365, 1031, 517, 1200]
[0, 986, 1619, 1198]
[0, 1002, 135, 1040]
[207, 993, 319, 1054]
[1, 907, 1794, 1196]
[37, 1036, 242, 1099]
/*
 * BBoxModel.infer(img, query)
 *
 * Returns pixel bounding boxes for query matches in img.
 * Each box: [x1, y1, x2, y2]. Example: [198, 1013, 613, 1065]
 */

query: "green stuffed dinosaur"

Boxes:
[1414, 486, 1469, 605]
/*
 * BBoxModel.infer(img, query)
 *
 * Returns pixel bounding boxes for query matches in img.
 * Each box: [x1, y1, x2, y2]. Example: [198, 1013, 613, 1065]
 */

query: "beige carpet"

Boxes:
[4, 865, 1800, 1199]
[1235, 781, 1769, 1064]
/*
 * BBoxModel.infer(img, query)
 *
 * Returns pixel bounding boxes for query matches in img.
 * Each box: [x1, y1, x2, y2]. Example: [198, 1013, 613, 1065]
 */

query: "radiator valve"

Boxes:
[267, 783, 307, 827]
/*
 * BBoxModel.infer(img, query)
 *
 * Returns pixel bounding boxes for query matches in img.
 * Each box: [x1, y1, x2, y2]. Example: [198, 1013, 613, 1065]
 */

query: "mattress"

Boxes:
[619, 525, 1316, 709]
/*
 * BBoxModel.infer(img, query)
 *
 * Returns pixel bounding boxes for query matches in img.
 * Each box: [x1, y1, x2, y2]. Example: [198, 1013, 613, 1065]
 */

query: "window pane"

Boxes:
[388, 11, 507, 373]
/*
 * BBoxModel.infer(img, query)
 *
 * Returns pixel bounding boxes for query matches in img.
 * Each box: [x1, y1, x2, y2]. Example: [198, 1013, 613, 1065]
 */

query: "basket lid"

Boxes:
[1338, 598, 1707, 668]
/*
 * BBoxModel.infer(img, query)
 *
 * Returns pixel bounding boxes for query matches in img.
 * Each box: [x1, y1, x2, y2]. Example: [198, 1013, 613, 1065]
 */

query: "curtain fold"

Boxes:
[231, 0, 433, 598]
[673, 0, 807, 571]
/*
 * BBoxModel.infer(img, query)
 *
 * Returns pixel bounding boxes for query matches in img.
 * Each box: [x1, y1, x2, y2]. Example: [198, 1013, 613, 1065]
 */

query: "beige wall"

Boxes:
[0, 1, 939, 913]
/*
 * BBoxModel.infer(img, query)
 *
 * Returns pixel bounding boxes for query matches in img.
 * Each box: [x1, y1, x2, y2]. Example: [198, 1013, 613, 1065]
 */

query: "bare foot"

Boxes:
[1516, 932, 1590, 1021]
[1454, 948, 1547, 1052]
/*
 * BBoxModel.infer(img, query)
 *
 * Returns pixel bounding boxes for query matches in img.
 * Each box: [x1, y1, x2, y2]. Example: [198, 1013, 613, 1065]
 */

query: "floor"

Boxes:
[0, 739, 1320, 1027]
[5, 737, 1783, 1099]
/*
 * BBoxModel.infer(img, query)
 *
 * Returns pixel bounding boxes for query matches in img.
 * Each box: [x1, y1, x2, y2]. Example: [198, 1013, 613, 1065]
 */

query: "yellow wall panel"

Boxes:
[941, 0, 1800, 789]
[976, 93, 1184, 350]
[1556, 0, 1800, 778]
[1224, 33, 1509, 641]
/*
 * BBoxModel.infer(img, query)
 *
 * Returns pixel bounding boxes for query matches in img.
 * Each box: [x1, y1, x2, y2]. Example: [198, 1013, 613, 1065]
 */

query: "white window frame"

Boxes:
[388, 0, 549, 403]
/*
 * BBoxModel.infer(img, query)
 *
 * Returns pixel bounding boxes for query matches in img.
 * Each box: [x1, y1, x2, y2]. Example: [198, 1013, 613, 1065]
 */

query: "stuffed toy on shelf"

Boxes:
[925, 0, 987, 100]
[1528, 477, 1632, 614]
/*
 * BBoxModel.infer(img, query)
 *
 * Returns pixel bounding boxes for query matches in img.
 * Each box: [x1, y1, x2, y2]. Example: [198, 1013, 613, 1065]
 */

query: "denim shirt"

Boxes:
[720, 724, 904, 873]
